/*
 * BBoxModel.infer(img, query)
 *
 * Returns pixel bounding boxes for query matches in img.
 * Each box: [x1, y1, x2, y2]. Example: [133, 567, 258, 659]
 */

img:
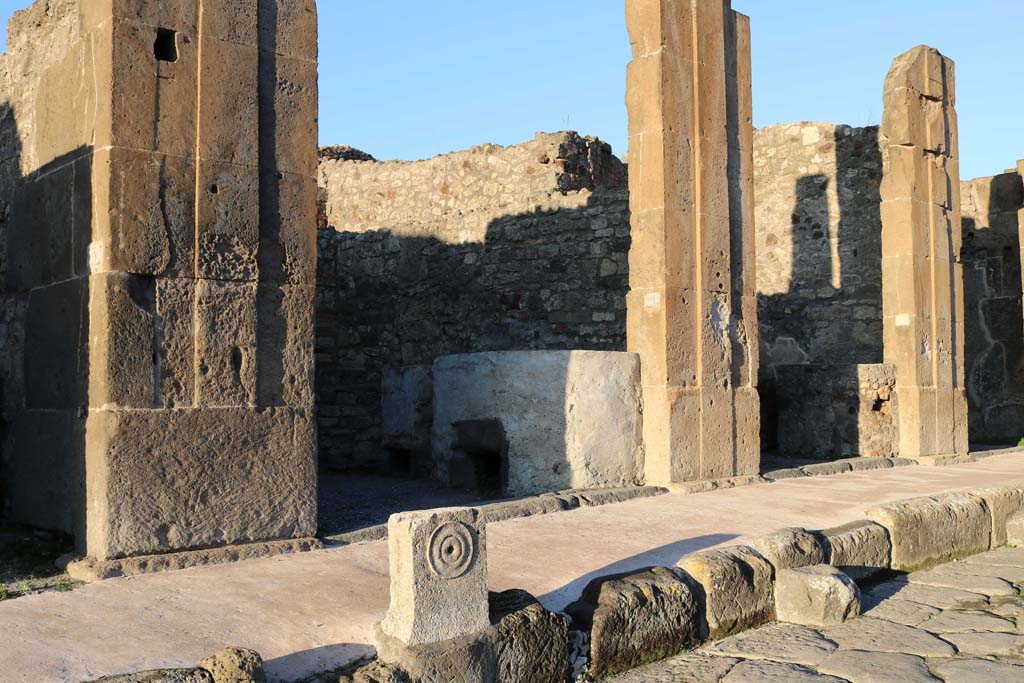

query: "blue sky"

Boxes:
[2, 1, 1022, 178]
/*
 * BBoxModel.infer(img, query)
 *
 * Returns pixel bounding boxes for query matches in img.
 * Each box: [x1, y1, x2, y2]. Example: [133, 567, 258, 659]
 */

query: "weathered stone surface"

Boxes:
[84, 407, 316, 560]
[197, 648, 266, 683]
[962, 547, 1024, 566]
[820, 520, 892, 582]
[776, 565, 861, 627]
[708, 622, 837, 666]
[677, 545, 774, 639]
[862, 598, 940, 627]
[89, 671, 213, 683]
[752, 528, 827, 570]
[942, 631, 1024, 657]
[862, 580, 988, 611]
[1009, 511, 1024, 547]
[970, 487, 1024, 547]
[931, 658, 1024, 683]
[802, 461, 853, 477]
[917, 609, 1017, 633]
[377, 508, 488, 649]
[625, 0, 760, 484]
[901, 566, 1017, 597]
[604, 653, 740, 683]
[821, 618, 956, 657]
[866, 493, 993, 571]
[432, 351, 643, 497]
[880, 46, 968, 458]
[817, 650, 940, 683]
[721, 659, 847, 683]
[566, 566, 703, 678]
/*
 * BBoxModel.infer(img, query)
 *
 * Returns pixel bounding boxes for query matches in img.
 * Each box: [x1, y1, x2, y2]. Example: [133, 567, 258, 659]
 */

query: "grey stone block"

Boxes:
[752, 528, 827, 571]
[1007, 510, 1024, 547]
[866, 493, 993, 572]
[820, 520, 892, 582]
[775, 565, 861, 627]
[677, 545, 775, 640]
[566, 566, 703, 678]
[969, 486, 1024, 547]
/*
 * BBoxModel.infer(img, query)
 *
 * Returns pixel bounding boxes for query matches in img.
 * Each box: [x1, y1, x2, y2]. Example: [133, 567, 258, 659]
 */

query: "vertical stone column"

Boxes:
[1019, 160, 1024, 324]
[625, 0, 759, 484]
[880, 46, 968, 458]
[80, 0, 319, 559]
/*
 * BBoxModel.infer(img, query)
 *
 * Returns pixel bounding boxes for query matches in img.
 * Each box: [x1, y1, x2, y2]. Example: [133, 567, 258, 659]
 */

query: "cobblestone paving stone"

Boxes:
[605, 547, 1024, 682]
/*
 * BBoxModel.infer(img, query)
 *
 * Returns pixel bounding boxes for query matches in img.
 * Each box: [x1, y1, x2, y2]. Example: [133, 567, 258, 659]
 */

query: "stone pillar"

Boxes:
[1019, 160, 1024, 326]
[880, 46, 968, 458]
[625, 0, 759, 484]
[376, 508, 489, 651]
[80, 1, 319, 559]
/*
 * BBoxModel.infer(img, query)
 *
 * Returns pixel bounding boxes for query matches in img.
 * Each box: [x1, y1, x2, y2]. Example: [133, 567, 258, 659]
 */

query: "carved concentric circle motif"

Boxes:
[427, 521, 477, 579]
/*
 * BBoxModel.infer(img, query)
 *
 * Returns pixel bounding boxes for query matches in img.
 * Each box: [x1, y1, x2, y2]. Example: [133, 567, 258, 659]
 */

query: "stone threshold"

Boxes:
[62, 448, 1023, 583]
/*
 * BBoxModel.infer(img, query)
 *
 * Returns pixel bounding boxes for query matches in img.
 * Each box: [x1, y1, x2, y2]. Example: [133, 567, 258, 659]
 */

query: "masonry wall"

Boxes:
[961, 169, 1024, 443]
[316, 132, 629, 471]
[752, 122, 888, 453]
[0, 0, 95, 533]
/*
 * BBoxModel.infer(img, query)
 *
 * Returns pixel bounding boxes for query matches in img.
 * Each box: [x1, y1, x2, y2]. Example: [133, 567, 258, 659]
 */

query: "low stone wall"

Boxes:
[432, 351, 643, 497]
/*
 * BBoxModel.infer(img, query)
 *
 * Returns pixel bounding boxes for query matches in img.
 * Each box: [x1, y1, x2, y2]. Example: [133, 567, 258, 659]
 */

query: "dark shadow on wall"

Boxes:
[757, 126, 886, 462]
[314, 184, 631, 486]
[962, 172, 1024, 444]
[0, 101, 92, 541]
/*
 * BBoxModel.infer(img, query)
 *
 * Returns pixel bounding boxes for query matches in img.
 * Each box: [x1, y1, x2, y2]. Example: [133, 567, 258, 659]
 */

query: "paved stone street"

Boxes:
[609, 547, 1024, 682]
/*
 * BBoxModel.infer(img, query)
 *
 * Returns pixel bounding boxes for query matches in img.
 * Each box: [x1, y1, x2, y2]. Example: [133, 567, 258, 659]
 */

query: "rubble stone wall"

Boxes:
[961, 170, 1024, 443]
[752, 122, 887, 455]
[315, 132, 629, 472]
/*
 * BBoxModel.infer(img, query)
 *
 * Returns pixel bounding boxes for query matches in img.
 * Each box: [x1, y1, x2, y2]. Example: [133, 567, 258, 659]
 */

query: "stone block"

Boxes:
[197, 647, 265, 683]
[969, 487, 1024, 548]
[88, 670, 212, 683]
[198, 38, 259, 167]
[84, 407, 316, 559]
[1007, 511, 1024, 547]
[820, 520, 892, 582]
[196, 163, 260, 281]
[866, 492, 992, 572]
[261, 55, 318, 177]
[255, 283, 315, 409]
[201, 2, 257, 47]
[260, 0, 318, 62]
[104, 18, 199, 159]
[775, 565, 861, 628]
[565, 567, 704, 678]
[264, 171, 318, 285]
[155, 278, 196, 408]
[92, 147, 195, 277]
[25, 278, 88, 409]
[432, 351, 643, 496]
[752, 528, 827, 571]
[374, 590, 568, 683]
[194, 279, 257, 407]
[88, 272, 157, 409]
[377, 507, 489, 648]
[677, 545, 774, 640]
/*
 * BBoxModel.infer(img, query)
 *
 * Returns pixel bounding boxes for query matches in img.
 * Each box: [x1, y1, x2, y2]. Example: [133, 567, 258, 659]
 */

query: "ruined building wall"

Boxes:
[316, 132, 629, 472]
[752, 122, 895, 457]
[961, 169, 1024, 443]
[0, 0, 95, 533]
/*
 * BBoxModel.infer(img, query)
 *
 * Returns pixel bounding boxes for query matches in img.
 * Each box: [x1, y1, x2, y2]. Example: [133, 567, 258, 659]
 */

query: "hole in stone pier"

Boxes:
[209, 184, 219, 194]
[388, 447, 412, 475]
[154, 28, 179, 63]
[872, 398, 885, 412]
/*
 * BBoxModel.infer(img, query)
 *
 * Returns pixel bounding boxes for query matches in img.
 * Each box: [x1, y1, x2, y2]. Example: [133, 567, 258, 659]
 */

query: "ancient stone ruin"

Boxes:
[0, 0, 1021, 571]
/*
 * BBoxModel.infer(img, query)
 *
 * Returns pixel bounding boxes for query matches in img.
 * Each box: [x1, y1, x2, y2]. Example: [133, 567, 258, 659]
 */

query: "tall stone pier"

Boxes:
[625, 0, 759, 484]
[1, 0, 319, 559]
[880, 46, 968, 458]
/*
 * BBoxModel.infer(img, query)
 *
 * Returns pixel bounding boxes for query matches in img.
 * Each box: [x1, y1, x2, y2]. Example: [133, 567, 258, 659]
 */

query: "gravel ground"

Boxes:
[0, 523, 78, 601]
[607, 547, 1024, 682]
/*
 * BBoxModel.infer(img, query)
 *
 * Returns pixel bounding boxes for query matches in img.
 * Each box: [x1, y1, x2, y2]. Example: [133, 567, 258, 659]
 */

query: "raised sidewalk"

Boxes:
[4, 451, 1024, 683]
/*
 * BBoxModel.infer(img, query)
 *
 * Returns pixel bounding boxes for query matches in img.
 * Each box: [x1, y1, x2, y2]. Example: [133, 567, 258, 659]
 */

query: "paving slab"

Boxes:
[930, 658, 1024, 682]
[816, 650, 939, 683]
[2, 452, 1024, 683]
[721, 659, 848, 683]
[707, 623, 836, 667]
[862, 599, 941, 626]
[940, 631, 1024, 657]
[917, 609, 1017, 634]
[821, 619, 956, 657]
